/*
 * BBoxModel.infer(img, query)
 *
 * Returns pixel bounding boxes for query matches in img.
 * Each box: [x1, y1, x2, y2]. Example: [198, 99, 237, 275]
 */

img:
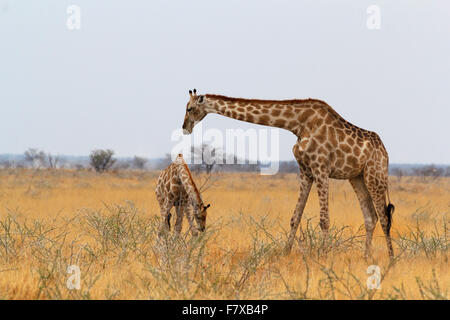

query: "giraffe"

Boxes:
[181, 89, 395, 258]
[155, 153, 211, 236]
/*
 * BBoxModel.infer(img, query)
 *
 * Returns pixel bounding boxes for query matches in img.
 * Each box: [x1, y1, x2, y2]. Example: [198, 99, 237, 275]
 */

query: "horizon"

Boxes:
[0, 152, 449, 166]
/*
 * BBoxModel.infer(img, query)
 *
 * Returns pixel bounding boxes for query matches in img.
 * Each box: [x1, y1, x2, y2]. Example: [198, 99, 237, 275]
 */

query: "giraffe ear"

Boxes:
[198, 95, 204, 104]
[205, 204, 210, 209]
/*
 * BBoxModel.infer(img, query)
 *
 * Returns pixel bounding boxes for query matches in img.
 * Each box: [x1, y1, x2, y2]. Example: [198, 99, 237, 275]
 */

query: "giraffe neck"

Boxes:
[205, 94, 322, 136]
[179, 162, 203, 207]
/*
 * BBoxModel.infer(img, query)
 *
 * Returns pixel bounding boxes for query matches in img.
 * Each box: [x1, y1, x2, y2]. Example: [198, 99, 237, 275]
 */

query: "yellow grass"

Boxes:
[0, 169, 448, 299]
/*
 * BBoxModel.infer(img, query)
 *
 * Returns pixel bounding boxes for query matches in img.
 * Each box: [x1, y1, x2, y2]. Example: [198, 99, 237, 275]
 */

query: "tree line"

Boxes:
[0, 147, 449, 177]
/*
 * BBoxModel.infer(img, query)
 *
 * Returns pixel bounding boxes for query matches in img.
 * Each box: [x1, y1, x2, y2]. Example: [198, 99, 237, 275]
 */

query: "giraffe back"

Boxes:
[155, 162, 189, 207]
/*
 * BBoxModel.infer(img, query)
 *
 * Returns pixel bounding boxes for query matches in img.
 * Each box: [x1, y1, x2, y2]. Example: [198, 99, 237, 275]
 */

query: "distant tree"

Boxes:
[217, 153, 259, 173]
[74, 163, 85, 170]
[16, 161, 26, 169]
[424, 165, 444, 179]
[132, 156, 148, 170]
[391, 168, 405, 182]
[191, 144, 218, 174]
[24, 148, 46, 168]
[413, 165, 444, 181]
[89, 149, 116, 173]
[113, 160, 131, 171]
[279, 161, 299, 173]
[47, 153, 59, 169]
[0, 160, 13, 169]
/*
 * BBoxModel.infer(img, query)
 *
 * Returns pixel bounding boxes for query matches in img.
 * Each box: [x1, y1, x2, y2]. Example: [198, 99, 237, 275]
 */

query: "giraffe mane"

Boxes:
[180, 160, 203, 206]
[205, 94, 330, 106]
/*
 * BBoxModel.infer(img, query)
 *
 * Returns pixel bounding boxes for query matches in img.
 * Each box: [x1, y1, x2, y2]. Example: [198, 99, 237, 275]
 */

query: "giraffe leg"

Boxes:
[158, 198, 173, 236]
[371, 193, 394, 259]
[185, 206, 198, 237]
[364, 171, 394, 259]
[315, 174, 330, 241]
[349, 175, 378, 258]
[174, 205, 184, 234]
[285, 173, 313, 254]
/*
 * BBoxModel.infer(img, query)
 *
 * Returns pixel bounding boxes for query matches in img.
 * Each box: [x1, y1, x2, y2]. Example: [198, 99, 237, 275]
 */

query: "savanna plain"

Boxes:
[0, 169, 448, 299]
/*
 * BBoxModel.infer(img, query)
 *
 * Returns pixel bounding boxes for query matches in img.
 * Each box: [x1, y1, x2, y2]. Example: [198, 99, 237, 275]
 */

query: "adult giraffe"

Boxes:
[181, 89, 395, 258]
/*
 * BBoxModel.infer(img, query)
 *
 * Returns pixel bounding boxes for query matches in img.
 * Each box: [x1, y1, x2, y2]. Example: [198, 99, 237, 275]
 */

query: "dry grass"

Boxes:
[0, 169, 448, 299]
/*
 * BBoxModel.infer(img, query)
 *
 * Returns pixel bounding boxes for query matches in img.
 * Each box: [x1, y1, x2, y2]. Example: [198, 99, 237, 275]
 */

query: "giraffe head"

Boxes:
[193, 203, 210, 232]
[182, 89, 208, 134]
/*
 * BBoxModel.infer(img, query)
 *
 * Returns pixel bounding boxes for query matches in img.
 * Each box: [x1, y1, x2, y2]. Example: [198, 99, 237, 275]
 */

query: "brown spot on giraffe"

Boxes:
[306, 138, 318, 153]
[325, 142, 333, 151]
[347, 155, 359, 168]
[271, 109, 281, 117]
[259, 114, 271, 125]
[316, 126, 327, 144]
[298, 109, 315, 123]
[329, 152, 336, 163]
[288, 120, 298, 128]
[341, 144, 352, 153]
[336, 128, 346, 141]
[317, 146, 327, 154]
[348, 138, 355, 147]
[283, 110, 295, 118]
[273, 119, 286, 128]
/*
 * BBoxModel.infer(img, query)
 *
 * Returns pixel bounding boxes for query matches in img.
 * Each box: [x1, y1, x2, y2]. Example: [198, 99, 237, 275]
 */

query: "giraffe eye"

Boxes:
[187, 107, 192, 112]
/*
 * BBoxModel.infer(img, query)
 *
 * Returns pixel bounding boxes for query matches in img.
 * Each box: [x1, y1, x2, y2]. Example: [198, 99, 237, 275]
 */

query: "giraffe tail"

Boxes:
[385, 185, 395, 235]
[166, 212, 172, 230]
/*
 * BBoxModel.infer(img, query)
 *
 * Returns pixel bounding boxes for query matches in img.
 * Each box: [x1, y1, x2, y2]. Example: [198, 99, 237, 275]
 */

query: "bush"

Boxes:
[89, 149, 116, 173]
[132, 156, 148, 170]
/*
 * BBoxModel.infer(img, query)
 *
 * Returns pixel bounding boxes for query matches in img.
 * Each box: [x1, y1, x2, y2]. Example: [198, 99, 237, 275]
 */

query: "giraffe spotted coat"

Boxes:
[155, 153, 210, 236]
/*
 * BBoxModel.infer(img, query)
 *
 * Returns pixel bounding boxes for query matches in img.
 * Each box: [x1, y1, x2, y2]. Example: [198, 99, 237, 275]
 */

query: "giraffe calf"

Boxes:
[155, 154, 210, 236]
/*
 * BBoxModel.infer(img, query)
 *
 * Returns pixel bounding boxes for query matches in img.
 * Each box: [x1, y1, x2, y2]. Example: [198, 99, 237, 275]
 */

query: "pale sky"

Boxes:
[1, 0, 449, 163]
